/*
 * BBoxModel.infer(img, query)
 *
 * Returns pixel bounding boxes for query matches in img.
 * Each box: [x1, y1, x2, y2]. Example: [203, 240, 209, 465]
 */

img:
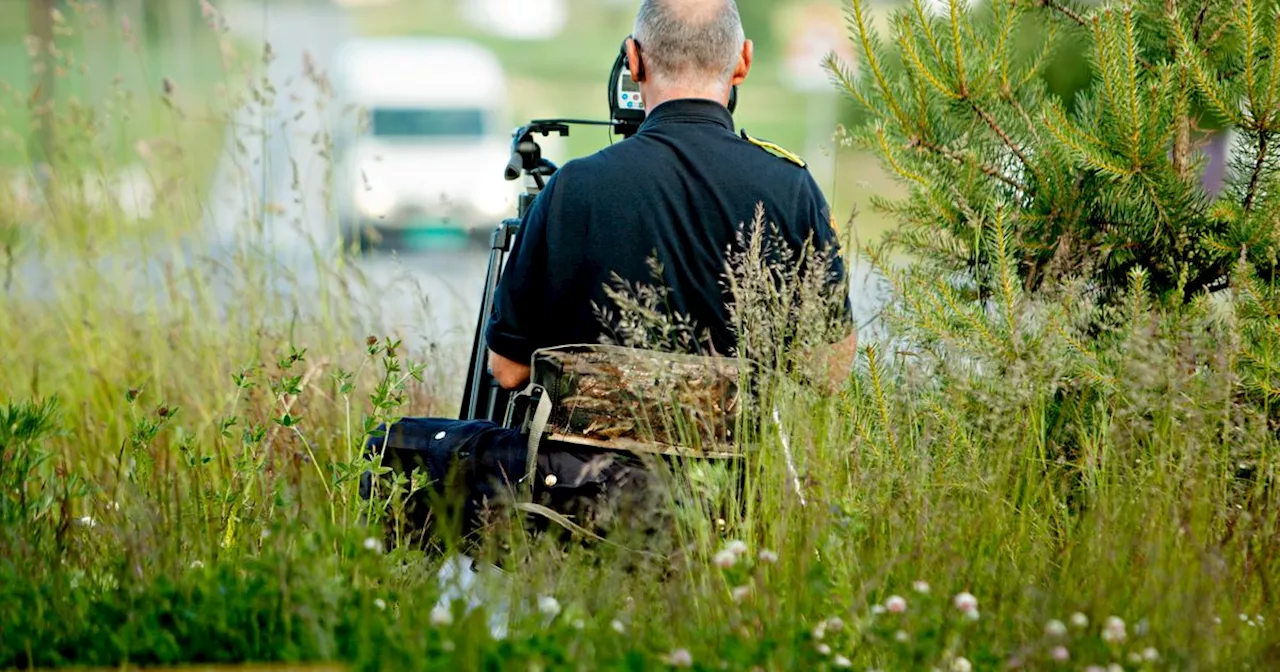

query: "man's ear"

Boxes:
[625, 37, 645, 82]
[731, 38, 754, 86]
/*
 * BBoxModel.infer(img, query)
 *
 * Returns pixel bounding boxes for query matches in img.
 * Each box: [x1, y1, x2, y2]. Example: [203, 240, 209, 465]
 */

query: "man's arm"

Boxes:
[484, 172, 559, 390]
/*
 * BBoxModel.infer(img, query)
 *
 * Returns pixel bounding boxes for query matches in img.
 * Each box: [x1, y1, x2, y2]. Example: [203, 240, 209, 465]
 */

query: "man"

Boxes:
[485, 0, 856, 391]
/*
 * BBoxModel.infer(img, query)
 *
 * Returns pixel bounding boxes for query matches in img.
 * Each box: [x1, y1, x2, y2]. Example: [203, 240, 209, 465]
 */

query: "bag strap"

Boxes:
[523, 383, 554, 484]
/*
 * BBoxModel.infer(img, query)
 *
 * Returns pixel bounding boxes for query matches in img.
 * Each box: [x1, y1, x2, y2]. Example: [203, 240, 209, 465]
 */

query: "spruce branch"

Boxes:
[912, 135, 1029, 192]
[846, 0, 913, 129]
[1245, 130, 1270, 211]
[970, 100, 1038, 183]
[897, 16, 963, 99]
[910, 0, 950, 72]
[1038, 0, 1089, 28]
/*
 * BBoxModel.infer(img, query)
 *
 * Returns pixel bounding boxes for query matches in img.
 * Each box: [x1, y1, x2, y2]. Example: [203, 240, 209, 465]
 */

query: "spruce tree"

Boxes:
[834, 0, 1280, 307]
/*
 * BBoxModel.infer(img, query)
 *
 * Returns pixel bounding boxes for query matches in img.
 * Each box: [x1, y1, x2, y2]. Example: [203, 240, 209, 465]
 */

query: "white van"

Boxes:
[329, 38, 517, 248]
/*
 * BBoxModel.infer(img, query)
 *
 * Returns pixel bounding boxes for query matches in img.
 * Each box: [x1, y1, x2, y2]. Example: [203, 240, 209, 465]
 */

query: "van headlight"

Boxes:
[470, 180, 513, 219]
[355, 175, 396, 220]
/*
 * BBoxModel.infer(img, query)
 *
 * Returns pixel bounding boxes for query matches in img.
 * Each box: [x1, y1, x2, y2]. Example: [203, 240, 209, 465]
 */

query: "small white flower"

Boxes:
[758, 549, 779, 564]
[964, 609, 980, 622]
[731, 585, 751, 602]
[824, 616, 845, 632]
[107, 501, 121, 511]
[362, 537, 381, 552]
[1044, 619, 1067, 638]
[1102, 616, 1126, 643]
[537, 595, 561, 618]
[260, 529, 271, 539]
[1240, 613, 1250, 621]
[610, 619, 626, 634]
[913, 580, 931, 594]
[665, 648, 693, 667]
[870, 604, 887, 615]
[189, 560, 205, 569]
[953, 592, 978, 613]
[1213, 616, 1222, 624]
[374, 598, 387, 611]
[726, 540, 748, 556]
[812, 621, 827, 640]
[572, 619, 585, 630]
[713, 549, 737, 569]
[78, 516, 97, 528]
[832, 654, 852, 668]
[816, 643, 832, 655]
[894, 629, 910, 643]
[430, 604, 453, 626]
[1050, 646, 1069, 662]
[1069, 612, 1089, 629]
[885, 595, 907, 613]
[1127, 652, 1143, 664]
[1142, 647, 1160, 662]
[952, 656, 972, 672]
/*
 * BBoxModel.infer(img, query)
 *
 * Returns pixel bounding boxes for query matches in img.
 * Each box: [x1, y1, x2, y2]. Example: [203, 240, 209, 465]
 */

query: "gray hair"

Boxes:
[633, 0, 745, 85]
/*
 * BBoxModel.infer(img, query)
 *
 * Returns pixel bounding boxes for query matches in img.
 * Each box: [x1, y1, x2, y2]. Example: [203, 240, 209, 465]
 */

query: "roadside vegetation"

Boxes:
[3, 0, 1280, 671]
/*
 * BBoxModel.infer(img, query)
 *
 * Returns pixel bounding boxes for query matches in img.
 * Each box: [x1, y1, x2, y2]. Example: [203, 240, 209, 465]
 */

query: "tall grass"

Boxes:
[2, 3, 1279, 672]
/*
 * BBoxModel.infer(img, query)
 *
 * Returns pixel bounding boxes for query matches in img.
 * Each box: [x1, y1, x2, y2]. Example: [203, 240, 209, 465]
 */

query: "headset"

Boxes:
[607, 37, 738, 138]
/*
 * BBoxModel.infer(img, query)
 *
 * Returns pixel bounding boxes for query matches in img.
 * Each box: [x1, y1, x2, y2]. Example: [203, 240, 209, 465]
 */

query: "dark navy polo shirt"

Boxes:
[485, 98, 851, 364]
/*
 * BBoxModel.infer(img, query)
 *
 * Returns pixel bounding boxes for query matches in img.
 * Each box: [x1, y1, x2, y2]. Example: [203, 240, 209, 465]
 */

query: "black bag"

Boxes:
[357, 415, 660, 549]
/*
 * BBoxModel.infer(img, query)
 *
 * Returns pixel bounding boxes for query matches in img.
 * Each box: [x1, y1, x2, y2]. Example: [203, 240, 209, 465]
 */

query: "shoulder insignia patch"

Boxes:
[741, 130, 806, 168]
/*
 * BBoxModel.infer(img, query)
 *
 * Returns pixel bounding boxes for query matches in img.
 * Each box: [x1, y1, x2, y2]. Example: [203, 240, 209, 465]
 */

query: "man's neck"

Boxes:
[642, 85, 732, 113]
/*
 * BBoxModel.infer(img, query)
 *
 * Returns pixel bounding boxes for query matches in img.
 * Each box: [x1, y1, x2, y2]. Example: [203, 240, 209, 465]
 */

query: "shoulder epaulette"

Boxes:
[740, 130, 807, 168]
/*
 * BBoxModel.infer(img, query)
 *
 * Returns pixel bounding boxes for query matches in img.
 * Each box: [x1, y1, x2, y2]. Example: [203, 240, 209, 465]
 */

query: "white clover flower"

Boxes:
[894, 629, 910, 643]
[964, 609, 980, 622]
[665, 648, 693, 667]
[825, 616, 845, 633]
[572, 619, 585, 631]
[812, 621, 828, 640]
[870, 604, 887, 615]
[731, 585, 751, 602]
[374, 598, 387, 611]
[1050, 646, 1069, 662]
[953, 592, 978, 613]
[1102, 616, 1126, 643]
[611, 619, 626, 634]
[952, 656, 972, 672]
[713, 549, 737, 569]
[816, 643, 832, 655]
[362, 537, 382, 552]
[430, 604, 453, 626]
[189, 560, 205, 569]
[726, 540, 748, 557]
[1044, 619, 1067, 638]
[832, 654, 852, 668]
[757, 549, 779, 564]
[913, 580, 931, 594]
[78, 516, 97, 528]
[260, 529, 271, 540]
[1069, 612, 1089, 629]
[537, 595, 561, 618]
[1142, 647, 1160, 662]
[885, 595, 907, 613]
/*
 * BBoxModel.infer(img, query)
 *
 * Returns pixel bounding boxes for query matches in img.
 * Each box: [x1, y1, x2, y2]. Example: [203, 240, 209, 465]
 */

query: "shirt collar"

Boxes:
[637, 98, 735, 133]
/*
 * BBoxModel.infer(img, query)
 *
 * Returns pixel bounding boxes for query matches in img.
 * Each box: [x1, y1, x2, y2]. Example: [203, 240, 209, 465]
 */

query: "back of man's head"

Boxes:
[633, 0, 746, 88]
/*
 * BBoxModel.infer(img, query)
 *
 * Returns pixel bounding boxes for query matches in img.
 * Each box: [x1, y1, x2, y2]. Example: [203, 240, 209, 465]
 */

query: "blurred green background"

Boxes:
[0, 0, 1100, 245]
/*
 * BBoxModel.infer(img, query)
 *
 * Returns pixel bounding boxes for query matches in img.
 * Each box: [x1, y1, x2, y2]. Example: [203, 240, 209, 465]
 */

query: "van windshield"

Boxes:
[369, 108, 488, 138]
